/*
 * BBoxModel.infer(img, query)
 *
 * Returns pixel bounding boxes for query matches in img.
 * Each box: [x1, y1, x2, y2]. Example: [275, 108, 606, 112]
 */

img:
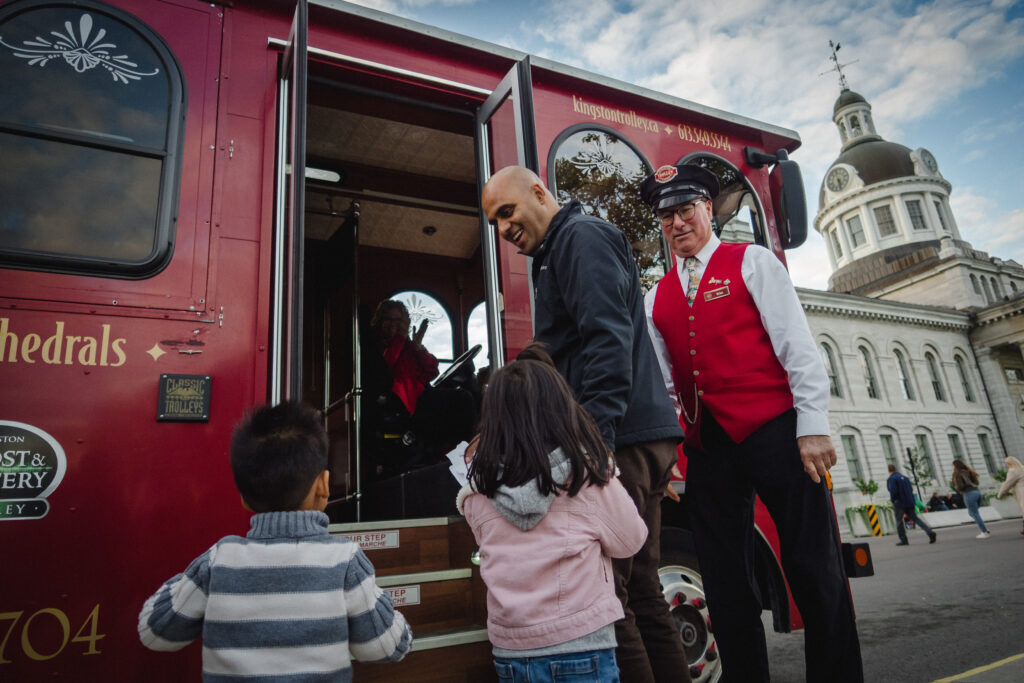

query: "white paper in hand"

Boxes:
[446, 441, 470, 487]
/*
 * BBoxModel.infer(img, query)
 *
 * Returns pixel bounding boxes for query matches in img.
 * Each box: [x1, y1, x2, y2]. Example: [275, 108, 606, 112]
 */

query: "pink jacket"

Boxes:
[457, 476, 647, 650]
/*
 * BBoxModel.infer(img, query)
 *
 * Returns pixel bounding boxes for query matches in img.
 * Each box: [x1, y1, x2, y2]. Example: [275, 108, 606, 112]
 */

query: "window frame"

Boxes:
[905, 198, 928, 231]
[845, 213, 866, 248]
[0, 0, 187, 279]
[858, 345, 880, 399]
[893, 348, 915, 401]
[872, 203, 898, 238]
[954, 354, 975, 402]
[924, 351, 946, 402]
[820, 342, 843, 398]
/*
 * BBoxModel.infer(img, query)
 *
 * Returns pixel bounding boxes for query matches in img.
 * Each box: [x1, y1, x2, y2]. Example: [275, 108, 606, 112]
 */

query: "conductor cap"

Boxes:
[640, 164, 720, 212]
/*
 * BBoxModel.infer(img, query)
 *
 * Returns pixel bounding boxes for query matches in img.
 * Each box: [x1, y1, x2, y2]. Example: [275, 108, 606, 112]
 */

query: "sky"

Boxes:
[344, 0, 1024, 290]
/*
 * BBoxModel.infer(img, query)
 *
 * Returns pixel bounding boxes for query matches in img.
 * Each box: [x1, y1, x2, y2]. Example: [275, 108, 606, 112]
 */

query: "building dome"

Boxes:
[818, 139, 915, 207]
[833, 89, 867, 116]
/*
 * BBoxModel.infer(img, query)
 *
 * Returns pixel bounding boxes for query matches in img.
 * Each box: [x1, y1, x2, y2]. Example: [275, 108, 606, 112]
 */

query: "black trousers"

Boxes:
[684, 409, 863, 683]
[612, 439, 691, 683]
[893, 505, 935, 542]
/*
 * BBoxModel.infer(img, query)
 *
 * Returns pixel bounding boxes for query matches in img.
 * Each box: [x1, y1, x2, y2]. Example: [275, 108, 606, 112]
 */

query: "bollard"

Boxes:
[865, 504, 882, 536]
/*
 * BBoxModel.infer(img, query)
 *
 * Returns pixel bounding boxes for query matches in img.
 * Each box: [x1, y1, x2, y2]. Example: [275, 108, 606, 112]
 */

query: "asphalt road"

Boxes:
[762, 518, 1024, 682]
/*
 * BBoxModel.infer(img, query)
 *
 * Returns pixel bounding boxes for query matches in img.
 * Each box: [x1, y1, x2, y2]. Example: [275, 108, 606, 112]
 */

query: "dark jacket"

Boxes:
[531, 201, 683, 451]
[887, 471, 915, 509]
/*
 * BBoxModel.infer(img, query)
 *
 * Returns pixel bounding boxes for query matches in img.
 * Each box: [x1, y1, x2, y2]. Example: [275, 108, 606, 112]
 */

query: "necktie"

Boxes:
[684, 257, 700, 306]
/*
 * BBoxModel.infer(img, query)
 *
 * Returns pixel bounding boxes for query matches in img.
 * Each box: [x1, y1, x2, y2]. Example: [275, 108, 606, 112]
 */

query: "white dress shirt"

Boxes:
[644, 234, 830, 438]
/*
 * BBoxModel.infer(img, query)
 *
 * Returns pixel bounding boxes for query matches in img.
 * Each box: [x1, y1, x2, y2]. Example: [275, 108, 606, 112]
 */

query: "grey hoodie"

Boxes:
[489, 448, 572, 530]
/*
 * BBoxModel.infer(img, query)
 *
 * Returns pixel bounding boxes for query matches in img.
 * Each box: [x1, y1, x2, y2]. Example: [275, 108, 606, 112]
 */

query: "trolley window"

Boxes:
[0, 0, 185, 277]
[548, 125, 665, 292]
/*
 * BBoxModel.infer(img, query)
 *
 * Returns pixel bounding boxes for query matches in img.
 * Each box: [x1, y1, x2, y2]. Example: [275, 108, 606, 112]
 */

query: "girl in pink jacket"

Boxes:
[457, 350, 647, 682]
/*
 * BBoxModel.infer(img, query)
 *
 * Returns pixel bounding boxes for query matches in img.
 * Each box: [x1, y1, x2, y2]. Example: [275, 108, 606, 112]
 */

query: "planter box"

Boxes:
[990, 496, 1022, 519]
[844, 506, 896, 537]
[919, 507, 1002, 528]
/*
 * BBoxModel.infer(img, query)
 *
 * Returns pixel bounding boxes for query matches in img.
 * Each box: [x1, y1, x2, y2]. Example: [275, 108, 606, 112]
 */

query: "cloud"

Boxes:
[951, 189, 1024, 263]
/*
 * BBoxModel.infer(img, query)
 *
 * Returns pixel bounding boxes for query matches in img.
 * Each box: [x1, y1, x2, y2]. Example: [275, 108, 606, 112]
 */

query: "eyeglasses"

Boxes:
[656, 199, 707, 226]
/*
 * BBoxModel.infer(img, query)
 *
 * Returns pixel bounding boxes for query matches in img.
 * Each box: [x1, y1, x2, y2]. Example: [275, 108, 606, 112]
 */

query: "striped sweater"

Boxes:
[138, 510, 412, 682]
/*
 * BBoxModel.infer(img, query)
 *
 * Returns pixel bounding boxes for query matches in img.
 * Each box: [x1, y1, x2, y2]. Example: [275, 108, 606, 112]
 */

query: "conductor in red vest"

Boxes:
[640, 163, 863, 683]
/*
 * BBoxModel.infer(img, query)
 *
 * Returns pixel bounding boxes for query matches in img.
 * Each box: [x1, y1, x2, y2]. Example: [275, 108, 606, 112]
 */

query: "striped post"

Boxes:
[864, 504, 882, 536]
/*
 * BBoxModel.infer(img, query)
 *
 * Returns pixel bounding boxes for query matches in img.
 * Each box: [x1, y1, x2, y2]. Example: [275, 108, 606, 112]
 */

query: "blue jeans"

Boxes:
[494, 649, 620, 682]
[963, 489, 988, 532]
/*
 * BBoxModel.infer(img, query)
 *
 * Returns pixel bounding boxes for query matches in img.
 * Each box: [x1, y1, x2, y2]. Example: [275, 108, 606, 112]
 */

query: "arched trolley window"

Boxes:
[678, 153, 767, 248]
[0, 0, 186, 278]
[547, 125, 665, 292]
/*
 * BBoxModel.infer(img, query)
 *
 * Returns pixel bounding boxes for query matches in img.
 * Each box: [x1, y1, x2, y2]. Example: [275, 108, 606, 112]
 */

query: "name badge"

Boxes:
[703, 285, 730, 302]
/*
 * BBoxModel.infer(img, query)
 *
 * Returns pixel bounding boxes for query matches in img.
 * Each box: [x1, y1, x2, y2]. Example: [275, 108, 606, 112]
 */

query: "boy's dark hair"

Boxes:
[230, 401, 328, 512]
[471, 350, 611, 498]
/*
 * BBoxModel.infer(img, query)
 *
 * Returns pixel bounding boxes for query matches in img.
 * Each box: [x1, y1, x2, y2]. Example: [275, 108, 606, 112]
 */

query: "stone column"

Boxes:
[974, 346, 1024, 460]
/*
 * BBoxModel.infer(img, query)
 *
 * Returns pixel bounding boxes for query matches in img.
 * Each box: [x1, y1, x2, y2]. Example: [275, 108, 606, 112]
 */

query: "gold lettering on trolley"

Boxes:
[677, 124, 732, 152]
[0, 318, 126, 367]
[568, 94, 732, 151]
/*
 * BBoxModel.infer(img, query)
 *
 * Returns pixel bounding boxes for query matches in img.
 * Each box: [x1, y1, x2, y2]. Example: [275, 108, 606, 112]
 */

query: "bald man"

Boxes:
[481, 167, 689, 683]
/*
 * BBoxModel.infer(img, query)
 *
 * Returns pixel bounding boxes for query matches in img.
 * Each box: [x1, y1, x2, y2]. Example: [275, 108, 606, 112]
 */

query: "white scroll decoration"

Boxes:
[0, 12, 159, 84]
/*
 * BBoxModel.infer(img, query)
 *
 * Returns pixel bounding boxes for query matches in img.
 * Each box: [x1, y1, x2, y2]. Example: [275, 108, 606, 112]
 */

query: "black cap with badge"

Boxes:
[640, 164, 720, 211]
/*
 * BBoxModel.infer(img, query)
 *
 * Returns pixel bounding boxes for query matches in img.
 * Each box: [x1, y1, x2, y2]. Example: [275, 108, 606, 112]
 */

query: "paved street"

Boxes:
[763, 518, 1024, 682]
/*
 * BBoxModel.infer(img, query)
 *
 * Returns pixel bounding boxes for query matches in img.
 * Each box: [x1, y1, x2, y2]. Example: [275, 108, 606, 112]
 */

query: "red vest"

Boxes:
[652, 243, 793, 447]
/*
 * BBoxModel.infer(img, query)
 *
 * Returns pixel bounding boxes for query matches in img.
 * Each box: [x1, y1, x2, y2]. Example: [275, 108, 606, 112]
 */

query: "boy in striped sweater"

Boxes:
[139, 401, 412, 681]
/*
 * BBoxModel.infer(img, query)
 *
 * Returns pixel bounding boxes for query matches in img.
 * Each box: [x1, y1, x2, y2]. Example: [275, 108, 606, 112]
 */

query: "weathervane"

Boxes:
[820, 40, 858, 90]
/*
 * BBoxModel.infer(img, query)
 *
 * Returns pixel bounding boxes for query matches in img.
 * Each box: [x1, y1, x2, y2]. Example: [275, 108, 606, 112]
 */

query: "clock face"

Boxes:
[826, 167, 849, 192]
[921, 150, 938, 172]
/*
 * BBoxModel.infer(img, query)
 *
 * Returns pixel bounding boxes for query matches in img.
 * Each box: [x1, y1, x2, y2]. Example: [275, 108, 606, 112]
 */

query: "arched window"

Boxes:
[954, 354, 975, 402]
[879, 432, 900, 469]
[0, 0, 185, 277]
[991, 277, 1002, 299]
[947, 431, 968, 470]
[548, 126, 663, 291]
[912, 432, 940, 484]
[391, 291, 453, 368]
[981, 277, 994, 303]
[678, 153, 766, 248]
[840, 432, 868, 482]
[893, 349, 915, 400]
[820, 343, 842, 398]
[970, 274, 981, 295]
[977, 432, 998, 476]
[924, 351, 946, 402]
[466, 301, 490, 372]
[858, 345, 879, 399]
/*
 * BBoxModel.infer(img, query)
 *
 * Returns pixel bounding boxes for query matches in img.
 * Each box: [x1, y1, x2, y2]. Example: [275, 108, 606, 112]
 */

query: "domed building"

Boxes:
[798, 87, 1024, 529]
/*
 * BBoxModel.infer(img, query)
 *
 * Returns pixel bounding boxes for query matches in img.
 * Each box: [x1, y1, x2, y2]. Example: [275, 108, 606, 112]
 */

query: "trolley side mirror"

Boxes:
[744, 147, 808, 251]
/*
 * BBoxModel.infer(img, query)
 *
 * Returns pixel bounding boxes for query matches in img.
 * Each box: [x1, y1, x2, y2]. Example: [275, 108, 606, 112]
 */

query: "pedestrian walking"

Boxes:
[952, 459, 990, 538]
[996, 456, 1024, 535]
[887, 464, 937, 545]
[458, 347, 648, 682]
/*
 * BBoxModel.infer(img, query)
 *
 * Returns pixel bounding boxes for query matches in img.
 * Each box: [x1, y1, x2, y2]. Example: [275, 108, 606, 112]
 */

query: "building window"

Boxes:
[981, 277, 994, 303]
[880, 434, 899, 468]
[954, 355, 975, 402]
[1004, 367, 1024, 382]
[906, 199, 928, 231]
[991, 277, 1002, 299]
[970, 274, 981, 294]
[873, 205, 898, 237]
[0, 1, 186, 277]
[914, 434, 939, 482]
[925, 352, 946, 401]
[820, 343, 842, 398]
[948, 433, 966, 465]
[934, 200, 949, 232]
[841, 434, 867, 481]
[894, 349, 915, 400]
[977, 433, 998, 476]
[846, 214, 866, 247]
[858, 346, 879, 399]
[829, 228, 843, 258]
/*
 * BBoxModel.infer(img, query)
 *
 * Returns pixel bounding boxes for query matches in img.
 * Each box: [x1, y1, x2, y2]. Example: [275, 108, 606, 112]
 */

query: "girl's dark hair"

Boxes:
[470, 347, 611, 498]
[230, 401, 328, 512]
[952, 459, 978, 482]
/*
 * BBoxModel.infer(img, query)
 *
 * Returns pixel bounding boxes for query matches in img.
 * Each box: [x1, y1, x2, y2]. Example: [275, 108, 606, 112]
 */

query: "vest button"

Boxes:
[689, 331, 695, 337]
[693, 370, 700, 376]
[688, 316, 695, 322]
[697, 390, 704, 396]
[690, 349, 696, 355]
